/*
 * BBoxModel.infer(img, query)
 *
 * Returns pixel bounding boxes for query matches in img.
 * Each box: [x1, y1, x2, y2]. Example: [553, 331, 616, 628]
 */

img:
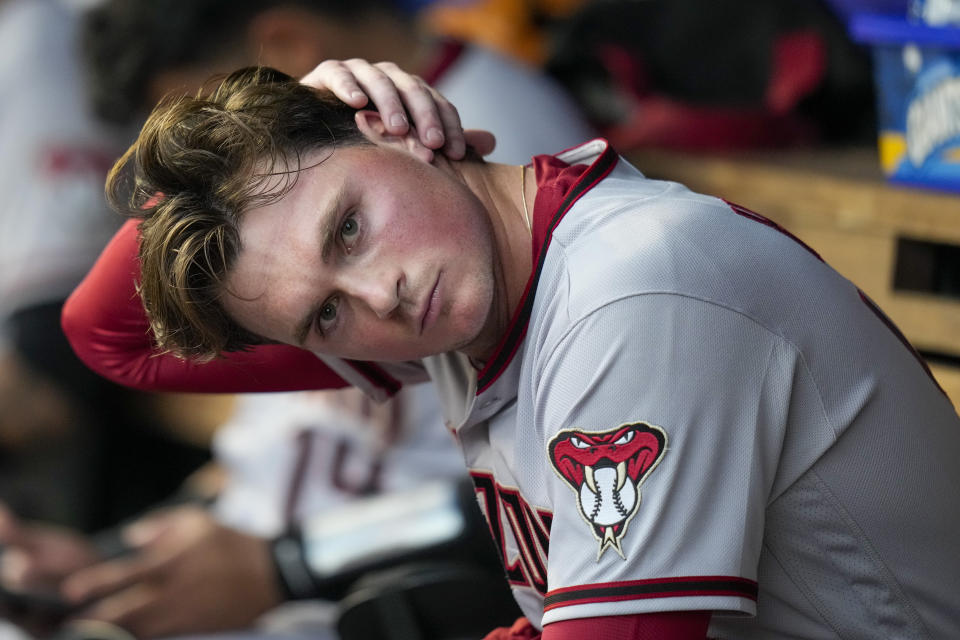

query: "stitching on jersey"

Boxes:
[540, 289, 792, 376]
[765, 471, 931, 638]
[808, 470, 931, 637]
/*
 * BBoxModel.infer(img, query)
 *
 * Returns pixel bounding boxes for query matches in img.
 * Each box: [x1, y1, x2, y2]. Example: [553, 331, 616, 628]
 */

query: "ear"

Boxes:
[355, 110, 435, 163]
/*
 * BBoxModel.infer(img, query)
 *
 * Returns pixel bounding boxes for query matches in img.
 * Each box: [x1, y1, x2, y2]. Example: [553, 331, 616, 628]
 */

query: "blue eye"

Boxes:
[316, 296, 339, 334]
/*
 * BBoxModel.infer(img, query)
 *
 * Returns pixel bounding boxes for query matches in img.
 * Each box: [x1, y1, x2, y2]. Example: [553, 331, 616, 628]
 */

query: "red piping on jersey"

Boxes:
[725, 200, 824, 262]
[543, 575, 758, 612]
[476, 143, 619, 392]
[421, 39, 466, 86]
[857, 290, 945, 394]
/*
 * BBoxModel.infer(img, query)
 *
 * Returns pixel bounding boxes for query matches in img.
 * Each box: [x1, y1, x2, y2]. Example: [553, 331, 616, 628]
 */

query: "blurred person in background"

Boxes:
[81, 0, 593, 164]
[543, 0, 877, 150]
[0, 0, 210, 536]
[1, 1, 594, 639]
[419, 0, 875, 150]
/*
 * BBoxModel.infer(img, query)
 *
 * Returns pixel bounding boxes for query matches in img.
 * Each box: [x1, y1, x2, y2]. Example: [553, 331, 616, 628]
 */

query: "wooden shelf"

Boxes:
[627, 147, 960, 406]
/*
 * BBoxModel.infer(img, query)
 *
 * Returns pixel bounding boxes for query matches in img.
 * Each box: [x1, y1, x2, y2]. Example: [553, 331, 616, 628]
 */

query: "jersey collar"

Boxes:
[476, 139, 619, 393]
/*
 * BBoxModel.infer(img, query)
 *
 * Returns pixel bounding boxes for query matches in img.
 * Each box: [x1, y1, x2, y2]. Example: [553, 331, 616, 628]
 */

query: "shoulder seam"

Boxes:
[537, 291, 834, 437]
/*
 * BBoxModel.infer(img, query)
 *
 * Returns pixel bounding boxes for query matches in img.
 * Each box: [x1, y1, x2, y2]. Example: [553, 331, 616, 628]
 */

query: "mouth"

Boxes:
[419, 272, 441, 335]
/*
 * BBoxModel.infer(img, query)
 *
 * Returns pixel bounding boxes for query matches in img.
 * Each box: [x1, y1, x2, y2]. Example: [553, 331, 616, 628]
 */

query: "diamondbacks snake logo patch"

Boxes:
[548, 422, 667, 560]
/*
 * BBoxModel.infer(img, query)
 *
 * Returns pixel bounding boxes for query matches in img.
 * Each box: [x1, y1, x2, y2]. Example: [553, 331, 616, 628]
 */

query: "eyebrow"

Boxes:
[294, 300, 321, 347]
[293, 184, 347, 346]
[318, 185, 348, 262]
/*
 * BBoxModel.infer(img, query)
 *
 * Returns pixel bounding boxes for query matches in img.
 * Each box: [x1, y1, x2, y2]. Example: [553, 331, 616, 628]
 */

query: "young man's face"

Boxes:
[222, 143, 500, 363]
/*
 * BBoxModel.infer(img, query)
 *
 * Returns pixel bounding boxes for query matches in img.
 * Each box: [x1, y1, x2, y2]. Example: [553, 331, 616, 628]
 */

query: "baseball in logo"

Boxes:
[548, 422, 667, 560]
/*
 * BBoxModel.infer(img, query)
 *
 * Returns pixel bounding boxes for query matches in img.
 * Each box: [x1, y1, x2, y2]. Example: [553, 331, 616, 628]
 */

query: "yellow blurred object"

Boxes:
[878, 130, 908, 174]
[150, 392, 237, 448]
[423, 0, 588, 65]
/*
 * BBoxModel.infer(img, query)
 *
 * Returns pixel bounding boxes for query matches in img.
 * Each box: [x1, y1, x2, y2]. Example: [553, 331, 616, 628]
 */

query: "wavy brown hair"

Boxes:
[106, 66, 369, 360]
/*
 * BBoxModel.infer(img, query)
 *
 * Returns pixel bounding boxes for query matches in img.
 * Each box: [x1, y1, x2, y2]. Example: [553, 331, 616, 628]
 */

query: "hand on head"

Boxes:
[300, 58, 496, 160]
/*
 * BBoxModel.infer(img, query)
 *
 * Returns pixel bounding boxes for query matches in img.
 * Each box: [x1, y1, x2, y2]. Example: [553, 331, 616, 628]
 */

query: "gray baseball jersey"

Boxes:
[327, 140, 960, 638]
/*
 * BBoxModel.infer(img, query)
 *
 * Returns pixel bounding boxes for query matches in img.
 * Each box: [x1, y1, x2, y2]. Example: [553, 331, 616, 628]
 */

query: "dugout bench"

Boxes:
[629, 146, 960, 408]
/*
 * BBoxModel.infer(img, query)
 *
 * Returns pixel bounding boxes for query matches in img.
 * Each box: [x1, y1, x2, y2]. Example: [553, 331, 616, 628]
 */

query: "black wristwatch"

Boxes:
[270, 528, 322, 600]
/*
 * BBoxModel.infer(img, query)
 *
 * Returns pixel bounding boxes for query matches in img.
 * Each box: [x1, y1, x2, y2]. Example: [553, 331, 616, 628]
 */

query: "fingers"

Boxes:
[61, 554, 162, 606]
[63, 506, 206, 606]
[301, 59, 411, 132]
[0, 549, 35, 589]
[370, 61, 456, 148]
[299, 59, 372, 109]
[71, 583, 160, 640]
[426, 83, 465, 159]
[300, 59, 467, 159]
[464, 130, 497, 157]
[122, 509, 181, 548]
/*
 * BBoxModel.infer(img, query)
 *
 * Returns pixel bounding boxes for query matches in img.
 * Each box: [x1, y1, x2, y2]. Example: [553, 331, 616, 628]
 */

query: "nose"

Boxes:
[342, 269, 400, 319]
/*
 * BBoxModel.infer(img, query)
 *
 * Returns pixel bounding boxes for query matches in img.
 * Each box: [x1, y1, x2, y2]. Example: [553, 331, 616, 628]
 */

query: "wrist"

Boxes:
[270, 528, 320, 601]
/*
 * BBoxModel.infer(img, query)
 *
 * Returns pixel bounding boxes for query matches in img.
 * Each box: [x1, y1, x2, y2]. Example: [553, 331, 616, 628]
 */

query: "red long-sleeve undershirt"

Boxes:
[61, 218, 347, 393]
[487, 612, 711, 639]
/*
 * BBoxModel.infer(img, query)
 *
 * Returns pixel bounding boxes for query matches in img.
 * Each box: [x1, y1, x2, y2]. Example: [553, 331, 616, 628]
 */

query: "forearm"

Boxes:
[484, 612, 710, 640]
[61, 219, 347, 393]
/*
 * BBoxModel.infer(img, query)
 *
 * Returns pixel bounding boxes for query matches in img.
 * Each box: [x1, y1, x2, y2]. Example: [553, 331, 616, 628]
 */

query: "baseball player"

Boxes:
[62, 63, 960, 639]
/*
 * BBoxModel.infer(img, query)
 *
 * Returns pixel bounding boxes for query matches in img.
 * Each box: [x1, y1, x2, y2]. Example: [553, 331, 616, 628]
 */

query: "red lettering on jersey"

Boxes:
[471, 472, 552, 595]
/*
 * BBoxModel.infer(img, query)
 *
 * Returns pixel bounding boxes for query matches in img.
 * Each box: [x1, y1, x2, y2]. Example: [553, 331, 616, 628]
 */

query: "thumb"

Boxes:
[464, 130, 496, 157]
[0, 548, 32, 586]
[121, 515, 174, 549]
